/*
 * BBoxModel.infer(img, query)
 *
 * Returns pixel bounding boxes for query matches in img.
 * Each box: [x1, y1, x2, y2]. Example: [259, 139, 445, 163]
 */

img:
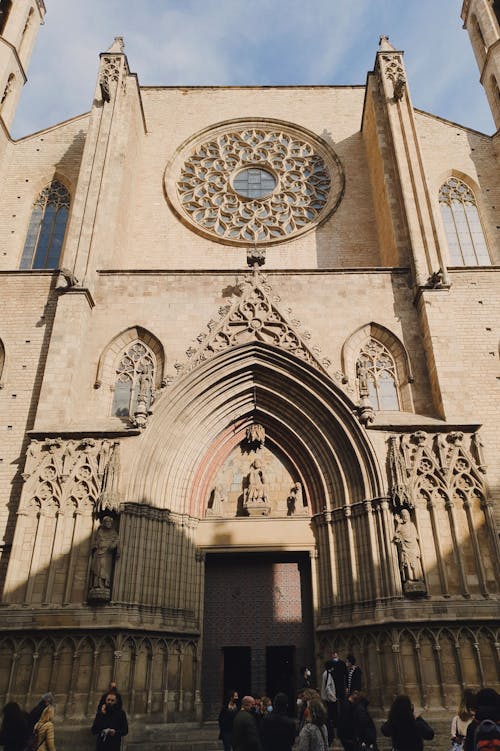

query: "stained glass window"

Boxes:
[233, 168, 277, 199]
[357, 339, 399, 411]
[111, 341, 155, 418]
[19, 181, 70, 269]
[439, 178, 490, 266]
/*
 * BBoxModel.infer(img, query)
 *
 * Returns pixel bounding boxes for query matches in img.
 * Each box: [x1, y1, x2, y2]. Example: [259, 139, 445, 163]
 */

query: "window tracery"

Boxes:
[19, 180, 70, 269]
[111, 341, 155, 418]
[165, 120, 344, 246]
[356, 338, 400, 411]
[439, 178, 490, 266]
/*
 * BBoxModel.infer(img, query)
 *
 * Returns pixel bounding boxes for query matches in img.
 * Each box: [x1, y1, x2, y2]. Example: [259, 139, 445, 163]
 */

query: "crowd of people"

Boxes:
[217, 652, 500, 751]
[0, 682, 128, 751]
[1, 665, 499, 751]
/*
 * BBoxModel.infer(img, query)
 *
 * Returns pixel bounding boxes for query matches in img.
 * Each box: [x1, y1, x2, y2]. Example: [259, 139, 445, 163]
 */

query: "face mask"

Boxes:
[305, 669, 311, 677]
[267, 706, 273, 713]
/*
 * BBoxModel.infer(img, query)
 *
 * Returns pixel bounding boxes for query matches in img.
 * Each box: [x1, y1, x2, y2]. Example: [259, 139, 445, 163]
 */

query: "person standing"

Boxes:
[28, 694, 54, 729]
[381, 695, 434, 751]
[449, 691, 474, 751]
[346, 656, 362, 698]
[96, 682, 122, 712]
[297, 698, 329, 751]
[34, 705, 56, 751]
[261, 693, 296, 751]
[91, 693, 128, 751]
[232, 696, 263, 751]
[218, 691, 239, 751]
[0, 703, 31, 751]
[320, 660, 337, 745]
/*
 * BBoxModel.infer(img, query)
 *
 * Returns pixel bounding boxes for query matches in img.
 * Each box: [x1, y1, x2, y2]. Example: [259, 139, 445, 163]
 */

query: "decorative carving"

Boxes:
[244, 459, 271, 516]
[393, 77, 406, 101]
[167, 121, 344, 246]
[98, 442, 121, 513]
[181, 271, 333, 377]
[287, 482, 306, 516]
[388, 431, 487, 511]
[88, 516, 120, 602]
[21, 438, 121, 516]
[206, 484, 226, 517]
[247, 247, 266, 268]
[246, 424, 265, 448]
[392, 508, 425, 591]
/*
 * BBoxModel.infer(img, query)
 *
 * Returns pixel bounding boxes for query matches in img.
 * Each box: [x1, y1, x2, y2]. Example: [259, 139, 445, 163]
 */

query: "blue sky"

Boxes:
[12, 0, 495, 138]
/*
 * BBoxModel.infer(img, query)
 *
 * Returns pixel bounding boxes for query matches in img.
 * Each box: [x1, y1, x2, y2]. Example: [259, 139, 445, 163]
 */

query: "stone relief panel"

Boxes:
[164, 118, 345, 246]
[388, 431, 499, 598]
[4, 438, 122, 606]
[206, 437, 308, 518]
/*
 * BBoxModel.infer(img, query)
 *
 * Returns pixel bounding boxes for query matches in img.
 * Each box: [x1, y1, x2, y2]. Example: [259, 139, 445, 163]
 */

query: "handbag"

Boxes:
[449, 718, 465, 751]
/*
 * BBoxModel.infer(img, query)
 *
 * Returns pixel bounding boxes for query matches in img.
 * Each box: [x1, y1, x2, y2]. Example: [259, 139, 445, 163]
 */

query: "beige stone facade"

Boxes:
[0, 1, 499, 725]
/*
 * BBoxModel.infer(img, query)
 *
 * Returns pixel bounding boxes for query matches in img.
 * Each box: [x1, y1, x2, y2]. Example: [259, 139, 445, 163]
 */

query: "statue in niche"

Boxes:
[207, 484, 226, 517]
[393, 509, 425, 592]
[88, 516, 120, 602]
[246, 424, 265, 448]
[287, 482, 305, 516]
[244, 459, 271, 516]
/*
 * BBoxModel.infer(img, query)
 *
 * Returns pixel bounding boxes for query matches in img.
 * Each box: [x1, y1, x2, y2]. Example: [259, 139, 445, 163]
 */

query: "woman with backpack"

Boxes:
[381, 695, 434, 751]
[464, 689, 500, 751]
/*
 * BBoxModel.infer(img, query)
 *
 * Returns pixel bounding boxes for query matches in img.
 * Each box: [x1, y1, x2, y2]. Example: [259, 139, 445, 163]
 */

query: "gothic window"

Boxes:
[439, 178, 490, 266]
[0, 1, 12, 34]
[111, 341, 155, 418]
[356, 338, 400, 411]
[19, 181, 70, 269]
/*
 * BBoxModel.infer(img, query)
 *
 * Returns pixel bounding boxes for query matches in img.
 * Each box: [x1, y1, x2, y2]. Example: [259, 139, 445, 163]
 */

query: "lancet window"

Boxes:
[0, 1, 12, 34]
[356, 338, 400, 411]
[439, 178, 490, 266]
[111, 341, 155, 418]
[19, 180, 70, 269]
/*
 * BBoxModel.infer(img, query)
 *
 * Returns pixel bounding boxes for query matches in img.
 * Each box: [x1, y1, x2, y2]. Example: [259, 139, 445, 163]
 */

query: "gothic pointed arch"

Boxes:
[95, 326, 165, 392]
[19, 179, 71, 269]
[342, 323, 414, 412]
[124, 342, 383, 518]
[438, 176, 491, 266]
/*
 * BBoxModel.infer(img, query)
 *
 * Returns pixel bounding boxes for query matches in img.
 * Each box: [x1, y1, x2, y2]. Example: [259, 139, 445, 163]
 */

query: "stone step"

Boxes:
[56, 716, 452, 751]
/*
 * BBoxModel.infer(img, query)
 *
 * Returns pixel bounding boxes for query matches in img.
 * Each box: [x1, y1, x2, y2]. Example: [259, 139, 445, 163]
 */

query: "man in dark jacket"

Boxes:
[261, 693, 296, 751]
[464, 688, 500, 751]
[233, 696, 263, 751]
[91, 693, 128, 751]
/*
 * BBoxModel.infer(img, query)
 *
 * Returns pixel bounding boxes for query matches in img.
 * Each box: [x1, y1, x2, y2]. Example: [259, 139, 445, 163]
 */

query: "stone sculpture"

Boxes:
[88, 516, 120, 602]
[244, 459, 271, 516]
[393, 509, 425, 594]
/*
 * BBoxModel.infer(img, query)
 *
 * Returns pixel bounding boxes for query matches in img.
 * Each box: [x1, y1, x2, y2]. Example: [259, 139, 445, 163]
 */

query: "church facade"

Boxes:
[0, 0, 499, 723]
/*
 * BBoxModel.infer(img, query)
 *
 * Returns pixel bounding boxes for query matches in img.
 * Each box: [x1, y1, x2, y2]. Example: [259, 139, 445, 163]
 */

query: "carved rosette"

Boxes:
[165, 119, 344, 246]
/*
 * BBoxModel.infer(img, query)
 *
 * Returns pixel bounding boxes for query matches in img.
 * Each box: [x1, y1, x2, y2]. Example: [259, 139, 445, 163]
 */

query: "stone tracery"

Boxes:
[168, 122, 344, 245]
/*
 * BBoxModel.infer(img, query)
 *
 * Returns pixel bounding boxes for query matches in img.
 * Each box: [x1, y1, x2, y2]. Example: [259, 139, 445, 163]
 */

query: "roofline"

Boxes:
[139, 84, 366, 91]
[413, 107, 493, 138]
[12, 111, 90, 142]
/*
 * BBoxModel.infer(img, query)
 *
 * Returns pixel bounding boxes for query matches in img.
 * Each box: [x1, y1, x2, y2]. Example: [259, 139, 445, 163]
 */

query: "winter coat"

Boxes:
[381, 715, 434, 751]
[297, 722, 329, 751]
[34, 708, 56, 751]
[91, 705, 128, 751]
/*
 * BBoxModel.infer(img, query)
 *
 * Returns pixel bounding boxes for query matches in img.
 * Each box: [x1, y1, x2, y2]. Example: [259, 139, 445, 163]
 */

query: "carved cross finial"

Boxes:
[107, 37, 125, 53]
[379, 35, 396, 51]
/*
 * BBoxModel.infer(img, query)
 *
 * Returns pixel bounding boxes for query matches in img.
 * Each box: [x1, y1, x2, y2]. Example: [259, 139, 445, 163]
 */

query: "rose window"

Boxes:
[164, 120, 344, 245]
